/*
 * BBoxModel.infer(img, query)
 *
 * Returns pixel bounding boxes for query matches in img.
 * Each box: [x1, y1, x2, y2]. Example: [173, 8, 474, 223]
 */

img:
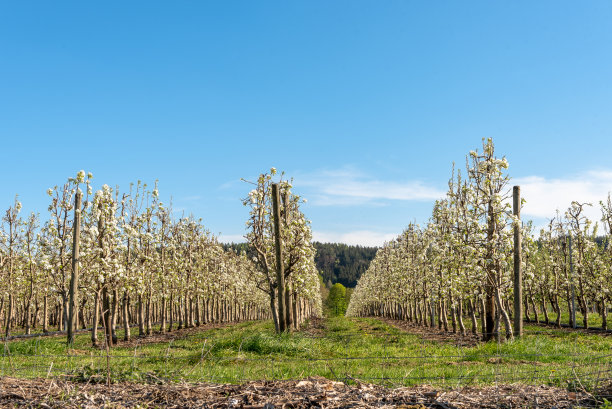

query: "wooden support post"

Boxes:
[569, 235, 577, 329]
[282, 191, 293, 330]
[513, 186, 523, 338]
[68, 190, 82, 345]
[272, 183, 286, 332]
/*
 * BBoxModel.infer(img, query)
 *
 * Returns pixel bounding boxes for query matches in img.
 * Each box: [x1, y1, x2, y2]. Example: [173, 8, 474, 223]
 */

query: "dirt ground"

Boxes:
[1, 376, 609, 408]
[380, 319, 483, 348]
[300, 317, 327, 337]
[2, 322, 235, 348]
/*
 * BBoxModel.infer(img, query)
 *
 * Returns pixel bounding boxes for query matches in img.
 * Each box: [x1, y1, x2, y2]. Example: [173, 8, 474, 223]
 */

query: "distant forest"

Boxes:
[222, 242, 378, 288]
[313, 242, 377, 288]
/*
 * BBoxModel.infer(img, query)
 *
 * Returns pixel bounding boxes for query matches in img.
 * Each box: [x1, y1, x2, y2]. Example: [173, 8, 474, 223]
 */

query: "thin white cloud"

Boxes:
[312, 230, 396, 247]
[516, 170, 612, 224]
[218, 233, 246, 243]
[296, 168, 445, 206]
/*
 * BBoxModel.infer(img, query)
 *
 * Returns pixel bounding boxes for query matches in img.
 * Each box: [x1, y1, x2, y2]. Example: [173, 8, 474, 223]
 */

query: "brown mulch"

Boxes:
[380, 319, 482, 348]
[0, 376, 609, 408]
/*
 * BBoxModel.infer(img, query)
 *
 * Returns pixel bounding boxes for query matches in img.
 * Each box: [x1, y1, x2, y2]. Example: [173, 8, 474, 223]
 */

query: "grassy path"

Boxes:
[1, 316, 610, 390]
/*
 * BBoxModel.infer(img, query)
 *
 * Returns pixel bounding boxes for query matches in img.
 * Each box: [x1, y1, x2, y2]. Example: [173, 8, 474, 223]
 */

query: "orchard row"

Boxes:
[347, 139, 611, 340]
[0, 169, 321, 345]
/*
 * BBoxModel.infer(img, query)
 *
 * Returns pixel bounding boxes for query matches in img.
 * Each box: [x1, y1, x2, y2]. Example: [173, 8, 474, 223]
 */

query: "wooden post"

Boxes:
[68, 190, 82, 345]
[282, 192, 293, 330]
[569, 235, 577, 329]
[271, 183, 286, 332]
[513, 186, 523, 338]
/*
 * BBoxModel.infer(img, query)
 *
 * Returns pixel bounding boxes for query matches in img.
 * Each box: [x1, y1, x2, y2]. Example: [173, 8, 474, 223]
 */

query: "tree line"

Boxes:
[314, 242, 377, 288]
[224, 242, 378, 289]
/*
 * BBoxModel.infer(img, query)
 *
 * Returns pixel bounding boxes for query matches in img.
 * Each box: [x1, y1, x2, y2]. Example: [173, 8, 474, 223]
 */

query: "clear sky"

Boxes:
[1, 2, 611, 246]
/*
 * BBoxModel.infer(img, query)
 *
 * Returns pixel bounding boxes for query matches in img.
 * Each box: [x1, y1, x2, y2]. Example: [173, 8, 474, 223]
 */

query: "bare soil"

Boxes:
[299, 317, 327, 338]
[380, 319, 482, 348]
[1, 376, 609, 408]
[2, 322, 236, 345]
[524, 321, 612, 336]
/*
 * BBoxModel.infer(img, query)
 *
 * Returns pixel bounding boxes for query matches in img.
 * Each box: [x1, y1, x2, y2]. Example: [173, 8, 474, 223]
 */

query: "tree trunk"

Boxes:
[187, 296, 194, 328]
[0, 297, 4, 334]
[601, 300, 608, 330]
[160, 296, 166, 333]
[566, 290, 574, 328]
[194, 296, 200, 327]
[24, 298, 31, 335]
[541, 298, 550, 324]
[579, 296, 589, 329]
[485, 290, 495, 341]
[102, 287, 113, 346]
[457, 298, 466, 336]
[5, 294, 14, 338]
[138, 294, 145, 336]
[58, 297, 64, 332]
[91, 291, 100, 347]
[552, 295, 561, 327]
[79, 299, 87, 330]
[184, 295, 190, 327]
[441, 299, 449, 331]
[285, 287, 293, 330]
[168, 294, 174, 332]
[270, 292, 279, 333]
[111, 289, 118, 344]
[468, 298, 478, 334]
[62, 295, 68, 331]
[450, 302, 457, 333]
[495, 289, 513, 341]
[524, 296, 531, 322]
[123, 291, 131, 341]
[146, 293, 153, 335]
[480, 297, 487, 340]
[493, 310, 501, 342]
[530, 296, 539, 323]
[177, 296, 184, 330]
[32, 300, 40, 330]
[292, 293, 298, 329]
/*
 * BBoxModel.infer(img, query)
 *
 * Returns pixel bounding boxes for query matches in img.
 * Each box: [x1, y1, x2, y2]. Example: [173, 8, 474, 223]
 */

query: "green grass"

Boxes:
[535, 306, 608, 329]
[1, 316, 610, 390]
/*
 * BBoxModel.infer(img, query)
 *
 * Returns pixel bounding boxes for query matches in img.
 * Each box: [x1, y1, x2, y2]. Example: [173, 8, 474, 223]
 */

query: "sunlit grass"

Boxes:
[1, 316, 610, 390]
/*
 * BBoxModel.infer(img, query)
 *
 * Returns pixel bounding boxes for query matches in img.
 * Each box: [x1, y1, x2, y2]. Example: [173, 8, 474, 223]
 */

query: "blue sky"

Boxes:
[1, 2, 611, 245]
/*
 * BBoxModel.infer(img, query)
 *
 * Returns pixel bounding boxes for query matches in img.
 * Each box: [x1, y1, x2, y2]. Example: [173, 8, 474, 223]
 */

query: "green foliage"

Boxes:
[599, 399, 612, 409]
[224, 242, 378, 288]
[327, 283, 348, 316]
[313, 242, 377, 288]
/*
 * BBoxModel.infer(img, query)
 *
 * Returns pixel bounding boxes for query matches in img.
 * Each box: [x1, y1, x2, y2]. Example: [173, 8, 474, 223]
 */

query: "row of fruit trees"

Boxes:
[347, 139, 611, 341]
[0, 168, 321, 346]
